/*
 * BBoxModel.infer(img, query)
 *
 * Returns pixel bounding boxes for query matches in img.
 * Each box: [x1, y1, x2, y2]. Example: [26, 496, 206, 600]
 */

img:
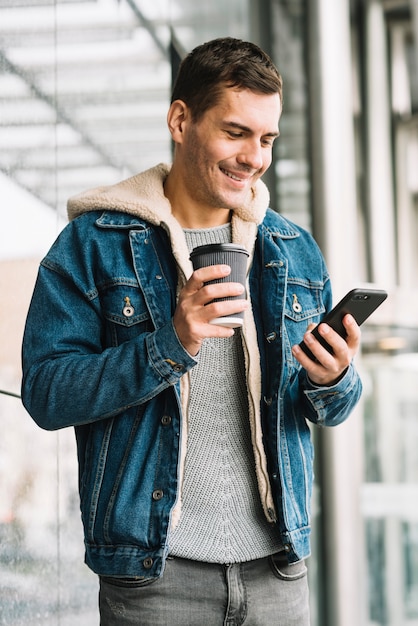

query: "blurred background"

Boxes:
[0, 0, 417, 624]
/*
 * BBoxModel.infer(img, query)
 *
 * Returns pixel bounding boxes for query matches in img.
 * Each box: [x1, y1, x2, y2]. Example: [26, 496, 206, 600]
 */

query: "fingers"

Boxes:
[292, 314, 361, 386]
[342, 313, 361, 352]
[182, 265, 231, 296]
[317, 314, 361, 359]
[173, 265, 249, 356]
[184, 265, 246, 305]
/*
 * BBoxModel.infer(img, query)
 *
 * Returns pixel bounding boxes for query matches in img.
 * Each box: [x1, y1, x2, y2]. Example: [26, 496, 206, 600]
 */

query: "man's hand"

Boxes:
[292, 314, 361, 386]
[173, 265, 249, 356]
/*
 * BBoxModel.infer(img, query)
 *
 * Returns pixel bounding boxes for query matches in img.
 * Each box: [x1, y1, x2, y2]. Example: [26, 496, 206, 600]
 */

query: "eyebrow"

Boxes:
[224, 120, 280, 138]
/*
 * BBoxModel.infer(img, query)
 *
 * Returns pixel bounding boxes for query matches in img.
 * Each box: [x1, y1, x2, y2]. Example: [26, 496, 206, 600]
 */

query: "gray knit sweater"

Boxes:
[168, 224, 282, 563]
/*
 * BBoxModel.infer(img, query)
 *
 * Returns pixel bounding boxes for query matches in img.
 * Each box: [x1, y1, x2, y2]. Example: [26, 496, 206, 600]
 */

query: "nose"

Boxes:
[237, 139, 266, 171]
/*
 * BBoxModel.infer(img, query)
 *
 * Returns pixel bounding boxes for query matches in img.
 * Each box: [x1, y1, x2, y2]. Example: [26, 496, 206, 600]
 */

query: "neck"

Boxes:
[164, 168, 231, 229]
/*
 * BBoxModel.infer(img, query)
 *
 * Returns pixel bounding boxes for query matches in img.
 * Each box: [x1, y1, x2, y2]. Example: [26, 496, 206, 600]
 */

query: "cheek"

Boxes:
[260, 150, 273, 174]
[207, 142, 231, 165]
[185, 135, 220, 167]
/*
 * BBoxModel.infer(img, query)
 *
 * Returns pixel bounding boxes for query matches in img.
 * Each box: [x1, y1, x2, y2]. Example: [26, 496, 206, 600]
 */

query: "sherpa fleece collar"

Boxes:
[67, 163, 270, 277]
[67, 162, 269, 225]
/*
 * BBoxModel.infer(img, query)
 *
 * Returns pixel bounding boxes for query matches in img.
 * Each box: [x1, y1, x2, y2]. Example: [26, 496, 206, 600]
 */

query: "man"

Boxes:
[22, 37, 362, 625]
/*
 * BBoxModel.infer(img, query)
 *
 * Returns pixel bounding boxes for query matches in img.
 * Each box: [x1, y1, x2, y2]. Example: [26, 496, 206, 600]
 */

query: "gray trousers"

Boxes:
[99, 552, 310, 626]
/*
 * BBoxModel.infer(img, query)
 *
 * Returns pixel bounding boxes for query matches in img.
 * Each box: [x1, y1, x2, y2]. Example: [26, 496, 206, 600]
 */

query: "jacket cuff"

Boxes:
[145, 320, 198, 383]
[301, 361, 362, 426]
[303, 361, 357, 393]
[306, 367, 348, 388]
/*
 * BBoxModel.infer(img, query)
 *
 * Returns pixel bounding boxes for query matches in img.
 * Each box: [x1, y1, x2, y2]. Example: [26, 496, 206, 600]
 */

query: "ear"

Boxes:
[167, 100, 189, 143]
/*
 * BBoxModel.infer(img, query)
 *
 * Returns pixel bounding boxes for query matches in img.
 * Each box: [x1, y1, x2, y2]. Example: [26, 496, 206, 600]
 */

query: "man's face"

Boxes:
[174, 87, 281, 219]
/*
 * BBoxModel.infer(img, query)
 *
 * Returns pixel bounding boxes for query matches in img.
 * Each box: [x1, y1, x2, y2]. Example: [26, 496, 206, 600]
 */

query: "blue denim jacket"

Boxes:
[22, 180, 362, 579]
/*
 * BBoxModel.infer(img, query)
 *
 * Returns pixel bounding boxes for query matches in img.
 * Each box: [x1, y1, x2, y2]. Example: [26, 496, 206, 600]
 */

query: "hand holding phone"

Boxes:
[299, 288, 388, 362]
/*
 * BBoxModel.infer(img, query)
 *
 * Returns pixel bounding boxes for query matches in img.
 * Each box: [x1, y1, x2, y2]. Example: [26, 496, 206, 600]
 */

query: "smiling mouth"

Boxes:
[220, 167, 248, 182]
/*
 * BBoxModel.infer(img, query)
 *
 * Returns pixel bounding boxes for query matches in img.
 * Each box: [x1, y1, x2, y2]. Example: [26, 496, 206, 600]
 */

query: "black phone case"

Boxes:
[299, 288, 388, 361]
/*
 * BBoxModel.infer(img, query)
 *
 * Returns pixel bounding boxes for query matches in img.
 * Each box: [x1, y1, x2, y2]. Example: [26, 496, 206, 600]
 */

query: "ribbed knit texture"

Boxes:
[169, 224, 282, 563]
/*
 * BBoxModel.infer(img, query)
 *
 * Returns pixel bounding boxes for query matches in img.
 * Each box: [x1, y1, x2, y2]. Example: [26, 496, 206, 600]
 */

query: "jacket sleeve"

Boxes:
[21, 262, 197, 431]
[299, 363, 362, 427]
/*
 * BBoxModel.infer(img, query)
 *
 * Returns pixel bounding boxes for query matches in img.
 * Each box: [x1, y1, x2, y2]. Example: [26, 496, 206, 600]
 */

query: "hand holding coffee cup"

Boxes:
[190, 243, 249, 328]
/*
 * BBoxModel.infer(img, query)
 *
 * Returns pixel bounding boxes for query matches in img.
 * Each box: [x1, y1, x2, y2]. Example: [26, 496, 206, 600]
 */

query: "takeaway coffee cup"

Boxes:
[189, 243, 249, 328]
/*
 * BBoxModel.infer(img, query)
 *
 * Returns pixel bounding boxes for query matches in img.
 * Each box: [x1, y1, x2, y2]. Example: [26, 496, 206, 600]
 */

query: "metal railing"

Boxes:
[0, 388, 21, 399]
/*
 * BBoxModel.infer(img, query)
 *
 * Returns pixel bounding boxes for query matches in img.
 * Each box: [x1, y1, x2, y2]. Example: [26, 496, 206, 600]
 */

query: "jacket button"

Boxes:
[143, 557, 153, 569]
[152, 489, 164, 501]
[266, 331, 277, 343]
[161, 415, 172, 426]
[163, 359, 184, 372]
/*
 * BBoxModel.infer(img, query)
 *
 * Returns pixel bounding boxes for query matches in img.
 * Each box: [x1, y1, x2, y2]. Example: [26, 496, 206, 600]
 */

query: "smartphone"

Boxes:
[299, 288, 388, 361]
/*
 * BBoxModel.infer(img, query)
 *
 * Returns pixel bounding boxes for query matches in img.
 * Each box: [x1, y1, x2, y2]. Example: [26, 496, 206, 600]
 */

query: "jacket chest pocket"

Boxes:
[101, 284, 153, 346]
[283, 282, 325, 350]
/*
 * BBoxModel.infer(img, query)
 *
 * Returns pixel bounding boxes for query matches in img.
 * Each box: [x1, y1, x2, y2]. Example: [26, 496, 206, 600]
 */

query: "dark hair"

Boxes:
[171, 37, 283, 121]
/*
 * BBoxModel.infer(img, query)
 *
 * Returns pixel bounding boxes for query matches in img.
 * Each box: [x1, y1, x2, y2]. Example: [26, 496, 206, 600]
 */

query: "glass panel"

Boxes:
[362, 337, 418, 626]
[0, 396, 98, 624]
[168, 0, 249, 49]
[403, 522, 418, 619]
[0, 0, 250, 623]
[272, 0, 311, 231]
[366, 518, 387, 625]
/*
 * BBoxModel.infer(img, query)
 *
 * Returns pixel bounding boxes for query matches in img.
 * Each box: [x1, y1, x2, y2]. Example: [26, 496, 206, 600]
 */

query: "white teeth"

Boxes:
[221, 168, 242, 182]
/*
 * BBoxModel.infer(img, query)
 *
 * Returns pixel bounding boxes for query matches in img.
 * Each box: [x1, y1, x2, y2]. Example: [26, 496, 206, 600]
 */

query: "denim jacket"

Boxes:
[22, 164, 362, 579]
